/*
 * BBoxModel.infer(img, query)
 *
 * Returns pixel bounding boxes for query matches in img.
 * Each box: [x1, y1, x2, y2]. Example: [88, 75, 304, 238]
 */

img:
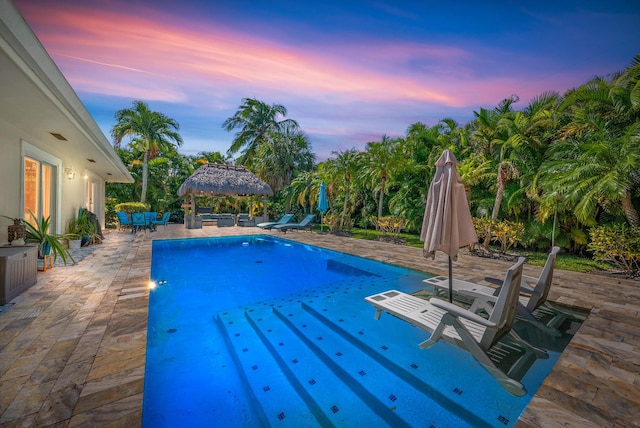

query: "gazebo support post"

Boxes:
[190, 193, 195, 228]
[263, 198, 268, 222]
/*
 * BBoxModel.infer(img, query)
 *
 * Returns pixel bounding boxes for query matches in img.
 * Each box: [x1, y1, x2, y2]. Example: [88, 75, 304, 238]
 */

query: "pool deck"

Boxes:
[0, 224, 638, 427]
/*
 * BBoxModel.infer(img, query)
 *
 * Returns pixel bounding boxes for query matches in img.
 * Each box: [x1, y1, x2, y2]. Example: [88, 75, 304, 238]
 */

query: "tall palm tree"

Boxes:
[223, 98, 299, 165]
[253, 123, 315, 191]
[325, 149, 361, 229]
[111, 101, 182, 203]
[471, 96, 526, 248]
[362, 136, 401, 228]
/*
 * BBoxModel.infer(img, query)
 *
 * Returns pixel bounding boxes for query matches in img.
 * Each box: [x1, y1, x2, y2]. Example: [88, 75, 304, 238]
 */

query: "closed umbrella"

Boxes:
[318, 182, 329, 231]
[421, 150, 478, 303]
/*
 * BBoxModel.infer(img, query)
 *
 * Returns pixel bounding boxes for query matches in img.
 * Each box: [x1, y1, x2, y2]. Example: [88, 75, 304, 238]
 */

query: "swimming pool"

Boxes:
[143, 235, 573, 427]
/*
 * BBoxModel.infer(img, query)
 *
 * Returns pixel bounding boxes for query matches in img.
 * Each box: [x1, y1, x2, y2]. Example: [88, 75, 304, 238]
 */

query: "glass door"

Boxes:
[23, 156, 57, 229]
[85, 178, 95, 213]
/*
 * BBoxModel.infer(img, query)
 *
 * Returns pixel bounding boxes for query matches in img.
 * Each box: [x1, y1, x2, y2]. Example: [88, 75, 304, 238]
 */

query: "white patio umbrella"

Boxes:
[421, 150, 478, 303]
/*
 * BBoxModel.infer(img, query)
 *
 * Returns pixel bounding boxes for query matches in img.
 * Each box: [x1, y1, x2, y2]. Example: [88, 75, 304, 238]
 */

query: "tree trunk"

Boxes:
[340, 181, 350, 229]
[483, 172, 505, 249]
[376, 176, 386, 231]
[140, 150, 149, 203]
[621, 189, 640, 226]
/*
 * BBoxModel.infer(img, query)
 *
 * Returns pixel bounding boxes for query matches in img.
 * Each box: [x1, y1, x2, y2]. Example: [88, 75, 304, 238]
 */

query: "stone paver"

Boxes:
[0, 224, 638, 427]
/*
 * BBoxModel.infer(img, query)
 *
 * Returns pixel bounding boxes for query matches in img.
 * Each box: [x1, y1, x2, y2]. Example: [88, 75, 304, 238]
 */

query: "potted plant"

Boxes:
[64, 227, 82, 250]
[24, 213, 74, 266]
[66, 211, 97, 248]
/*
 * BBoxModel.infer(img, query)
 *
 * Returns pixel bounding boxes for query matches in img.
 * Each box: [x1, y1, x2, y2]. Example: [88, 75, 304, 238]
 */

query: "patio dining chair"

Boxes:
[117, 211, 132, 232]
[131, 212, 147, 233]
[145, 212, 158, 231]
[152, 212, 171, 230]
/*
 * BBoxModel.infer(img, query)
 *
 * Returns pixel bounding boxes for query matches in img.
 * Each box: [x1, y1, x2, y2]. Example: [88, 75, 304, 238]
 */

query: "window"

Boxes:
[21, 141, 61, 233]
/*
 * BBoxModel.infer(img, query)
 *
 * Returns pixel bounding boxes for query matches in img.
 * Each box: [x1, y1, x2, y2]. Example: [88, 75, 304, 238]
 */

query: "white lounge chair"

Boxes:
[365, 257, 544, 396]
[422, 247, 581, 334]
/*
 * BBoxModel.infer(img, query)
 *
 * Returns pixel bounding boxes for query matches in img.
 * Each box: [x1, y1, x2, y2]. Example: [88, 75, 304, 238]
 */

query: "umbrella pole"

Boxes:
[448, 256, 453, 303]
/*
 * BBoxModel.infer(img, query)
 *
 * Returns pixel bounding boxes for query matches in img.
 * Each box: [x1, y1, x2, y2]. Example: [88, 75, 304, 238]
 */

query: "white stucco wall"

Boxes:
[0, 117, 25, 244]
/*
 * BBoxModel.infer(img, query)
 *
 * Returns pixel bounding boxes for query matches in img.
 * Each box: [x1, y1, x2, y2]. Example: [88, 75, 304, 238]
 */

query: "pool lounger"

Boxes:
[257, 213, 294, 230]
[273, 214, 315, 232]
[365, 257, 546, 396]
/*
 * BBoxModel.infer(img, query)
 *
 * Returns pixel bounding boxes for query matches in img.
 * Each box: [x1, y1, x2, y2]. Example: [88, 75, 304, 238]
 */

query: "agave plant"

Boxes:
[24, 213, 74, 265]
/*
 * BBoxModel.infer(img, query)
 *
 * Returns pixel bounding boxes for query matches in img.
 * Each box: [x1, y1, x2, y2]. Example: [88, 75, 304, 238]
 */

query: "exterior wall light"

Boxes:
[65, 167, 76, 180]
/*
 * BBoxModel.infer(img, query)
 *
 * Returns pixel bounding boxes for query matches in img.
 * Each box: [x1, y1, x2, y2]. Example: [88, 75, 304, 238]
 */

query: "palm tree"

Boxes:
[540, 74, 640, 226]
[111, 101, 183, 203]
[283, 171, 322, 214]
[361, 136, 401, 229]
[514, 91, 564, 221]
[196, 151, 230, 166]
[253, 123, 315, 191]
[325, 149, 361, 229]
[471, 96, 526, 248]
[223, 98, 299, 165]
[613, 53, 640, 110]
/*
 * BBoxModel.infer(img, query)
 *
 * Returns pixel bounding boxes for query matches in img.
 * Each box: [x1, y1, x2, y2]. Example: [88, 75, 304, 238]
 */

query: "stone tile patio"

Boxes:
[0, 224, 638, 427]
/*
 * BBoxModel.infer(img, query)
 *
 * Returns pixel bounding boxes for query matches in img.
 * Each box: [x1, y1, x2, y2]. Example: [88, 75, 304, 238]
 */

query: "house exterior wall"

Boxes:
[0, 120, 108, 244]
[0, 0, 132, 245]
[0, 118, 25, 244]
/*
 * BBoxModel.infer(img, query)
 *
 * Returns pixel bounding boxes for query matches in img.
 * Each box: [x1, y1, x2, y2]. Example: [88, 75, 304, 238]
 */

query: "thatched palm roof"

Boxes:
[177, 163, 273, 197]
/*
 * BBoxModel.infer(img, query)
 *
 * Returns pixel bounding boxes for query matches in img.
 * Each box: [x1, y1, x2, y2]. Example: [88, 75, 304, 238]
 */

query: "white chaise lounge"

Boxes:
[422, 247, 583, 333]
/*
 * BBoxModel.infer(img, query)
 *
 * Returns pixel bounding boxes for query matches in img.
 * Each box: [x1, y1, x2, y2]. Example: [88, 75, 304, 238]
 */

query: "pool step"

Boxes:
[298, 283, 509, 427]
[216, 310, 320, 426]
[244, 306, 401, 427]
[215, 270, 516, 428]
[219, 300, 484, 428]
[272, 305, 483, 428]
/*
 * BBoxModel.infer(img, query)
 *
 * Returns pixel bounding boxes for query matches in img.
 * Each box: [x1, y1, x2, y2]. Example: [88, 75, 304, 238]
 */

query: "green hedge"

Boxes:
[115, 202, 150, 214]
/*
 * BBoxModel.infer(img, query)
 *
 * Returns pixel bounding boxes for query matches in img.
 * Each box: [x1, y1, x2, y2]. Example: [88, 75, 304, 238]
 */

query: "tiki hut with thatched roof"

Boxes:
[178, 163, 273, 228]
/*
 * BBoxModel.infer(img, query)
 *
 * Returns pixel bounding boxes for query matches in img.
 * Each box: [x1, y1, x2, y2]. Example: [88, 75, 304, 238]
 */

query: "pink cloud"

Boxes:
[15, 0, 593, 159]
[18, 2, 469, 106]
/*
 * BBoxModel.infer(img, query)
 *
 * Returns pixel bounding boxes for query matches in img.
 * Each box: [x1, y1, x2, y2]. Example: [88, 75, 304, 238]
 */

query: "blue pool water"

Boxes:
[143, 235, 570, 427]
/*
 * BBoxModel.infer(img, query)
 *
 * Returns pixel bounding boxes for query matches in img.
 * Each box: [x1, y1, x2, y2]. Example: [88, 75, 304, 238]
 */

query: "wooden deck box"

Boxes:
[0, 246, 38, 305]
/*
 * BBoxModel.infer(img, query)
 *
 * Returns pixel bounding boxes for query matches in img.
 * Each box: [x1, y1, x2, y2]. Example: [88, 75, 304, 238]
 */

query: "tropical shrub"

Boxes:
[588, 224, 640, 277]
[324, 213, 353, 233]
[115, 202, 149, 214]
[472, 217, 492, 246]
[521, 220, 553, 250]
[323, 214, 341, 232]
[105, 198, 118, 229]
[491, 220, 525, 253]
[472, 217, 524, 253]
[369, 216, 408, 238]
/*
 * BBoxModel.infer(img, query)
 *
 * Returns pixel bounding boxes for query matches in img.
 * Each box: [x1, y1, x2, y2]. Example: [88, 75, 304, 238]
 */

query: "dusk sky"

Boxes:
[14, 0, 640, 161]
